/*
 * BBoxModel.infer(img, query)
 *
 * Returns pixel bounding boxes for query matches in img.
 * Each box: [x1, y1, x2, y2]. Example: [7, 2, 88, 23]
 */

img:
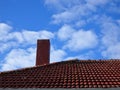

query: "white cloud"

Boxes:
[117, 19, 120, 24]
[45, 0, 83, 11]
[1, 0, 119, 71]
[57, 25, 74, 41]
[64, 30, 98, 51]
[1, 45, 67, 71]
[0, 23, 54, 44]
[102, 43, 120, 59]
[8, 30, 54, 45]
[12, 32, 24, 43]
[0, 23, 12, 41]
[45, 0, 66, 11]
[45, 0, 109, 10]
[108, 0, 120, 14]
[75, 20, 86, 27]
[0, 23, 55, 71]
[0, 43, 9, 53]
[46, 0, 110, 24]
[57, 25, 98, 52]
[0, 42, 17, 53]
[51, 4, 92, 24]
[22, 30, 54, 44]
[100, 16, 120, 46]
[99, 16, 120, 59]
[1, 48, 36, 71]
[86, 0, 109, 6]
[50, 46, 67, 63]
[0, 23, 12, 34]
[52, 11, 74, 24]
[0, 23, 55, 53]
[65, 51, 95, 60]
[2, 32, 24, 44]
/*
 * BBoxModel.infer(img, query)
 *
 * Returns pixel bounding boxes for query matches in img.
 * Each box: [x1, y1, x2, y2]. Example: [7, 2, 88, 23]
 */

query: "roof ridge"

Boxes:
[1, 59, 120, 74]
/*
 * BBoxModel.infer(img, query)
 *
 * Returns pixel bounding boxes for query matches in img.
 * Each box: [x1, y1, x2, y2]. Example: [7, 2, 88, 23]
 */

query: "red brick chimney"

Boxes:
[36, 39, 50, 66]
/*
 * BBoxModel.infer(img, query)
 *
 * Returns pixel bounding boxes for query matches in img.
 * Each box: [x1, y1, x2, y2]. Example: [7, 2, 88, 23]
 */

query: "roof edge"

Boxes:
[1, 59, 120, 74]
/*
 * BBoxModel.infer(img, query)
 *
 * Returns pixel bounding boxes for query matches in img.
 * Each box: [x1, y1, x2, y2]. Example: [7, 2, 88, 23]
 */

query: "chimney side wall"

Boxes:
[36, 40, 50, 66]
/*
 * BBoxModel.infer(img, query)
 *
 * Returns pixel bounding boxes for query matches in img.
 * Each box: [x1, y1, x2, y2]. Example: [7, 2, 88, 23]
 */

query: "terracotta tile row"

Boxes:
[0, 60, 120, 88]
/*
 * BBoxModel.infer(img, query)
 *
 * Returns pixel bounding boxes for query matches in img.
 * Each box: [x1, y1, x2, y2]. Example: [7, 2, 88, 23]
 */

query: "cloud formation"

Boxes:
[1, 0, 120, 71]
[99, 16, 120, 58]
[0, 23, 54, 53]
[46, 0, 110, 25]
[63, 29, 98, 51]
[46, 0, 120, 59]
[57, 25, 74, 41]
[50, 46, 67, 63]
[0, 23, 62, 71]
[1, 48, 36, 71]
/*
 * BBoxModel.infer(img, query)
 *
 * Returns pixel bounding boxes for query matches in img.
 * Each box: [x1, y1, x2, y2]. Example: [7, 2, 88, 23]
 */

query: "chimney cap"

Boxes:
[37, 39, 50, 41]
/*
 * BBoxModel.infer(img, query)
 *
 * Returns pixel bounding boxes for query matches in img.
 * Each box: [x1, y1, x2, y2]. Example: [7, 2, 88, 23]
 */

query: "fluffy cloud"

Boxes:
[0, 23, 68, 71]
[0, 43, 9, 53]
[0, 42, 17, 53]
[45, 0, 110, 24]
[51, 4, 93, 24]
[50, 46, 67, 63]
[75, 20, 86, 27]
[0, 23, 56, 71]
[102, 43, 120, 58]
[1, 0, 120, 71]
[45, 0, 83, 11]
[86, 0, 109, 6]
[22, 30, 54, 44]
[1, 48, 36, 71]
[0, 23, 12, 41]
[0, 23, 12, 34]
[65, 51, 95, 60]
[63, 29, 98, 51]
[57, 25, 98, 52]
[57, 25, 74, 40]
[100, 16, 120, 58]
[101, 21, 120, 46]
[1, 45, 67, 71]
[8, 30, 54, 45]
[0, 23, 54, 53]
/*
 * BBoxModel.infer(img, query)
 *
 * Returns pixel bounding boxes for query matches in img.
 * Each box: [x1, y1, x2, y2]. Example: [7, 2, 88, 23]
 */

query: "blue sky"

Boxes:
[0, 0, 120, 71]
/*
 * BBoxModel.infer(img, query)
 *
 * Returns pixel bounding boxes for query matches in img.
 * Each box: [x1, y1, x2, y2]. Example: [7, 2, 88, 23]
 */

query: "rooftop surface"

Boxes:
[0, 59, 120, 88]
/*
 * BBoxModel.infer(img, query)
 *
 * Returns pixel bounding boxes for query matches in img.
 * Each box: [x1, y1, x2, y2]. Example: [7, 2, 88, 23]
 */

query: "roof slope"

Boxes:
[0, 59, 120, 88]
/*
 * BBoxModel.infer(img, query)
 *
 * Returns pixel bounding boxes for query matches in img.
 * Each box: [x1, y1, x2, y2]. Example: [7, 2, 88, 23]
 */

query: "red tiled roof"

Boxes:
[0, 59, 120, 88]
